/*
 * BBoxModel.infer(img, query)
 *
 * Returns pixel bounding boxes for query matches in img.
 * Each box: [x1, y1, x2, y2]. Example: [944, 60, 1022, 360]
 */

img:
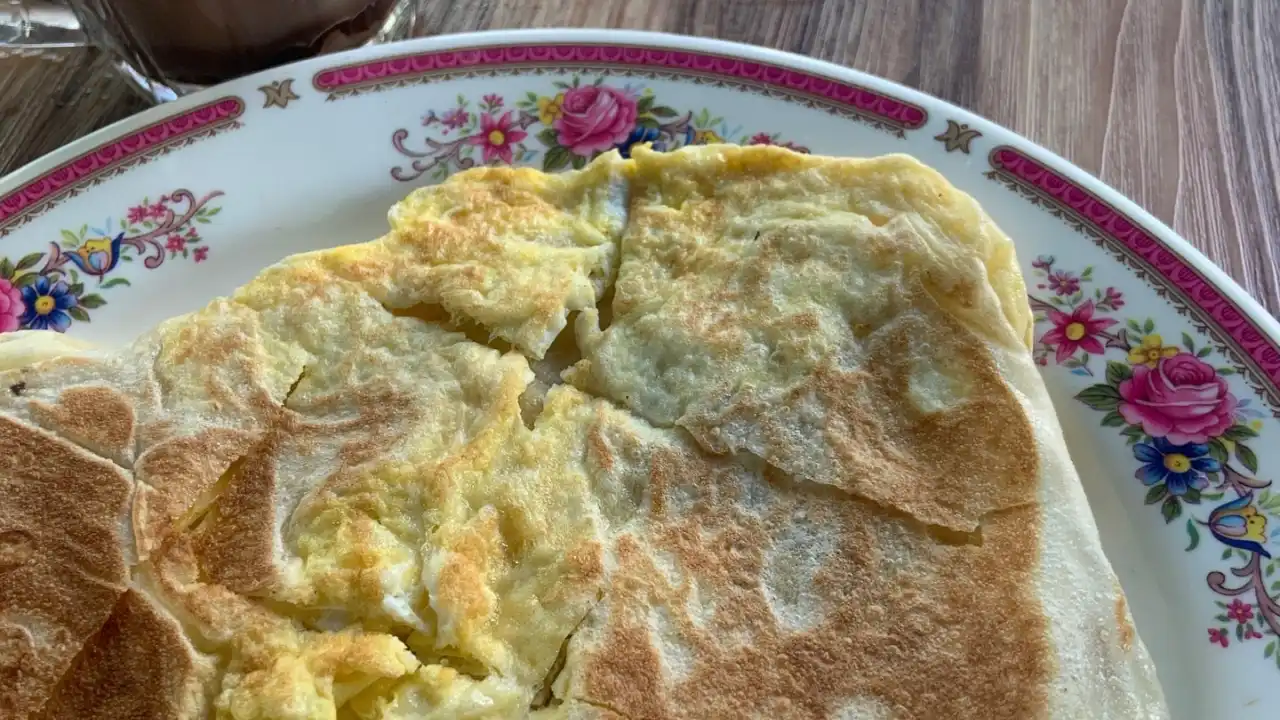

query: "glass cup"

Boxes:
[3, 0, 428, 101]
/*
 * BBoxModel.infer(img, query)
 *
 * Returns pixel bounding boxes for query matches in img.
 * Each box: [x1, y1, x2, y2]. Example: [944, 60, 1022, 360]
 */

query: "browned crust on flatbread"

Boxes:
[1116, 592, 1135, 653]
[574, 439, 1049, 720]
[193, 433, 282, 596]
[814, 310, 1038, 530]
[0, 416, 132, 720]
[28, 386, 135, 464]
[133, 429, 259, 560]
[37, 590, 212, 720]
[680, 300, 1037, 535]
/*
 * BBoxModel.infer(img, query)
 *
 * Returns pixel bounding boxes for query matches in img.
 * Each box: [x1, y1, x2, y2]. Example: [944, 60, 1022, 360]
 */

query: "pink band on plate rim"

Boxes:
[0, 97, 244, 236]
[312, 43, 928, 132]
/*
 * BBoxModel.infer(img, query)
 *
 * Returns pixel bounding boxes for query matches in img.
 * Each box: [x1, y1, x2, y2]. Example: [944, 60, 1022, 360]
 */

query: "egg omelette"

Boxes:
[0, 145, 1167, 719]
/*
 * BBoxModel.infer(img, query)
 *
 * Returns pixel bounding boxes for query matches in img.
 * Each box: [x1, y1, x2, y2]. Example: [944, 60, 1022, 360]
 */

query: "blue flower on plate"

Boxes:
[1202, 492, 1271, 558]
[1133, 436, 1221, 496]
[616, 125, 661, 158]
[20, 275, 78, 332]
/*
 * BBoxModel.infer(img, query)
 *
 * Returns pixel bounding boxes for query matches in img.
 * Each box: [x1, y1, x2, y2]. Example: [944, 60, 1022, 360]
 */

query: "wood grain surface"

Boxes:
[1, 0, 1277, 314]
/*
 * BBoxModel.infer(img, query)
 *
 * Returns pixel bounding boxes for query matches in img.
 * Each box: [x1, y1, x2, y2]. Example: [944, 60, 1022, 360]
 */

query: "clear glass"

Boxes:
[1, 1, 84, 47]
[2, 0, 428, 102]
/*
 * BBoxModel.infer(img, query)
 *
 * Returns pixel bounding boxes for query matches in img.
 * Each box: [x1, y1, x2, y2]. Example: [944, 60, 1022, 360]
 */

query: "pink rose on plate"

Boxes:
[1118, 352, 1237, 444]
[0, 277, 24, 332]
[553, 86, 637, 156]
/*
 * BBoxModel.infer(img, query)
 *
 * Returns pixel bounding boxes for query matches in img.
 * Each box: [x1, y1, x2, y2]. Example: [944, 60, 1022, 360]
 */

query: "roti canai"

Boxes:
[0, 145, 1166, 719]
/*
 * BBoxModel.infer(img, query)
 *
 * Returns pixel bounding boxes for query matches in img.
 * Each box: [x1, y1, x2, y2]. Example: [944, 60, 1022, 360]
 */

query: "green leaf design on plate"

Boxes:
[1145, 484, 1169, 505]
[1121, 425, 1146, 445]
[1224, 424, 1260, 441]
[1184, 518, 1200, 551]
[1075, 383, 1122, 411]
[537, 127, 560, 147]
[67, 307, 90, 322]
[79, 294, 106, 309]
[1261, 493, 1280, 514]
[1208, 439, 1230, 466]
[1100, 411, 1125, 427]
[1181, 332, 1195, 352]
[1237, 443, 1260, 474]
[1105, 360, 1132, 386]
[100, 277, 130, 289]
[14, 253, 43, 272]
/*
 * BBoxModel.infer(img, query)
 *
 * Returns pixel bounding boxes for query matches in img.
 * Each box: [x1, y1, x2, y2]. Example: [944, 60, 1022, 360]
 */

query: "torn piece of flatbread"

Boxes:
[568, 146, 1034, 533]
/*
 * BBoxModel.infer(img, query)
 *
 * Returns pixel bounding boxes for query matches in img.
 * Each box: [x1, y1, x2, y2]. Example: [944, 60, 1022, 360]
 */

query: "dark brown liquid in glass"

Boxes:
[99, 0, 398, 84]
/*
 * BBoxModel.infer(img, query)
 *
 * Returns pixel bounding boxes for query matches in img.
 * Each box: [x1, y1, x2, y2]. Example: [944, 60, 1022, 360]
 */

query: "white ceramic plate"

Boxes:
[2, 29, 1278, 718]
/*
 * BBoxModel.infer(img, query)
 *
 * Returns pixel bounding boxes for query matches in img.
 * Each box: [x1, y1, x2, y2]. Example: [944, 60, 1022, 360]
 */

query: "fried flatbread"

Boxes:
[0, 145, 1165, 719]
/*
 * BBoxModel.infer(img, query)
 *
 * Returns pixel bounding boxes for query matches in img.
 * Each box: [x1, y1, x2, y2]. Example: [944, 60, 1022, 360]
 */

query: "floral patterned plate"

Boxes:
[2, 29, 1277, 718]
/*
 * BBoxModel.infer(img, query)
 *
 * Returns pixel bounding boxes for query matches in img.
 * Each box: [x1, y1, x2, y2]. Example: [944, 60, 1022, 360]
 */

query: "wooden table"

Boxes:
[2, 0, 1277, 314]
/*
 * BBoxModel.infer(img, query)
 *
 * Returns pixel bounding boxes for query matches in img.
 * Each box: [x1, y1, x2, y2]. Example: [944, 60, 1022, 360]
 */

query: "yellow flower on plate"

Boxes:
[694, 128, 723, 144]
[537, 93, 565, 125]
[1127, 334, 1179, 367]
